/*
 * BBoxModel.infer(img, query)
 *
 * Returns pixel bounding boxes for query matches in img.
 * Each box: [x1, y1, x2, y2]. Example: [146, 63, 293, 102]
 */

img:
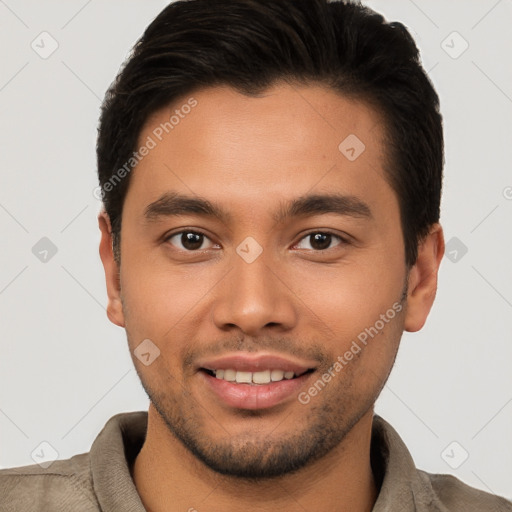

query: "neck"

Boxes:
[132, 405, 378, 512]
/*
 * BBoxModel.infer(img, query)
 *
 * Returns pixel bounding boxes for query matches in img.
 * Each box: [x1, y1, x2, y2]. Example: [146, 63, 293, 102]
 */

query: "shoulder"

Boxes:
[0, 453, 100, 512]
[418, 470, 512, 511]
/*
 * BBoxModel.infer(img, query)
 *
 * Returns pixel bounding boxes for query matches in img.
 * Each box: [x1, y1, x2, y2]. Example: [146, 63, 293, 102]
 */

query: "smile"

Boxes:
[204, 368, 314, 385]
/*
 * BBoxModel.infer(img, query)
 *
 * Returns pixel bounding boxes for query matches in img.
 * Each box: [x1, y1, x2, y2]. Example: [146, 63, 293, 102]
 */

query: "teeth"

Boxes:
[213, 369, 299, 384]
[235, 371, 252, 384]
[253, 370, 271, 384]
[223, 369, 236, 382]
[271, 370, 284, 381]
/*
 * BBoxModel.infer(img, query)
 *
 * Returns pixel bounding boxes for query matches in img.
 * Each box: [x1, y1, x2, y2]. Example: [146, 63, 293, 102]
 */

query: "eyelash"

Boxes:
[164, 229, 350, 253]
[294, 231, 349, 251]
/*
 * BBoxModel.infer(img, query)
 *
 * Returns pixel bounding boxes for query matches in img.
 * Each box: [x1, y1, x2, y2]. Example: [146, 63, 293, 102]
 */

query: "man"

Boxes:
[1, 0, 510, 510]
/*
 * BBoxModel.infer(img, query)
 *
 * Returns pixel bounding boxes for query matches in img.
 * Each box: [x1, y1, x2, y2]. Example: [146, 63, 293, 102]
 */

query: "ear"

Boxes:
[98, 211, 125, 328]
[404, 223, 445, 332]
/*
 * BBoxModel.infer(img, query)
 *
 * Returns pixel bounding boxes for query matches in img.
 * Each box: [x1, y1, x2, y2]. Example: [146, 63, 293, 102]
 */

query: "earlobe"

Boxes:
[404, 223, 445, 333]
[98, 211, 125, 328]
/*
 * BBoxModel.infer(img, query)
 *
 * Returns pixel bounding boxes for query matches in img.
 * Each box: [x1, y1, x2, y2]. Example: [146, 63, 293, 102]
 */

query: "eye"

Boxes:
[165, 230, 217, 251]
[295, 231, 347, 251]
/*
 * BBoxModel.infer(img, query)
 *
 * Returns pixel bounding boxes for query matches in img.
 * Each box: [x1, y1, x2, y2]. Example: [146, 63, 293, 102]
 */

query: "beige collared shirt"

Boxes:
[1, 411, 510, 511]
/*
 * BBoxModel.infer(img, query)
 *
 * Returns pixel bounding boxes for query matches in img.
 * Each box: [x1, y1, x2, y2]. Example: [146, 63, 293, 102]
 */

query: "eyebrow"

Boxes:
[144, 191, 372, 224]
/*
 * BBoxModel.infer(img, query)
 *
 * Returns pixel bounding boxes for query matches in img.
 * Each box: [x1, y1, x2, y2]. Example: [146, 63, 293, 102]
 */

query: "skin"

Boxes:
[98, 82, 444, 512]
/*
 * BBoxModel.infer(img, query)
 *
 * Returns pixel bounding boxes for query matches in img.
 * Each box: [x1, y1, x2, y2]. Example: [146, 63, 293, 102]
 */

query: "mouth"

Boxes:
[196, 352, 319, 410]
[198, 364, 316, 410]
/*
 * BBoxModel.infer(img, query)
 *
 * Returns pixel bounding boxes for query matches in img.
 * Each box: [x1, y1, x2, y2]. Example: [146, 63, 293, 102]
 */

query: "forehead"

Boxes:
[142, 82, 385, 158]
[127, 82, 392, 216]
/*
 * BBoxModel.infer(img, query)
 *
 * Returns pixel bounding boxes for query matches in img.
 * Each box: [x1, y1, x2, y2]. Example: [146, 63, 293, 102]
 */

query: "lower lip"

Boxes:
[200, 370, 314, 410]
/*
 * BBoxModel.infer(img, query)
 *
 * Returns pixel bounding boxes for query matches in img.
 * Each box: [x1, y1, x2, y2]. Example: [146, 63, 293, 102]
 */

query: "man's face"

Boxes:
[104, 82, 412, 478]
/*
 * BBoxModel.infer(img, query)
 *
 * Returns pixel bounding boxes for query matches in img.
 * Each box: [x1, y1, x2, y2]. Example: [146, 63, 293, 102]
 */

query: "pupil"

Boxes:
[311, 233, 331, 250]
[182, 232, 203, 250]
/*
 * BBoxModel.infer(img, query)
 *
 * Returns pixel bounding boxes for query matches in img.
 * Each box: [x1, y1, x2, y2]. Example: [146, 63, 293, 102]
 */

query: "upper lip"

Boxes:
[198, 352, 318, 375]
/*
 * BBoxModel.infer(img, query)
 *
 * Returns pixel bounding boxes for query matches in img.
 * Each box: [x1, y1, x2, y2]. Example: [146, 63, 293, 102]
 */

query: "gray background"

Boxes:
[1, 0, 511, 500]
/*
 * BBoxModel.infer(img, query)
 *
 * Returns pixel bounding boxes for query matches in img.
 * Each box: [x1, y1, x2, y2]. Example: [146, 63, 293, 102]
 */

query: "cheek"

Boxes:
[119, 257, 222, 344]
[283, 256, 405, 340]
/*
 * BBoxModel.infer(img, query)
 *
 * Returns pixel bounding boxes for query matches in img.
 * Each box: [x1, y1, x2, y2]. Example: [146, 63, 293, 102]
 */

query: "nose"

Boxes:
[211, 249, 298, 336]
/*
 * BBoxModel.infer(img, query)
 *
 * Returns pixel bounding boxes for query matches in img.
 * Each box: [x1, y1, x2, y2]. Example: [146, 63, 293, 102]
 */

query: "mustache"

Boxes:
[182, 334, 329, 369]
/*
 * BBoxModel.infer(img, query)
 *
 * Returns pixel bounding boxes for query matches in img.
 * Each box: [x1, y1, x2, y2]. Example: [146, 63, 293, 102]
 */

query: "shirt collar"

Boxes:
[90, 411, 439, 511]
[90, 411, 147, 512]
[371, 414, 440, 511]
